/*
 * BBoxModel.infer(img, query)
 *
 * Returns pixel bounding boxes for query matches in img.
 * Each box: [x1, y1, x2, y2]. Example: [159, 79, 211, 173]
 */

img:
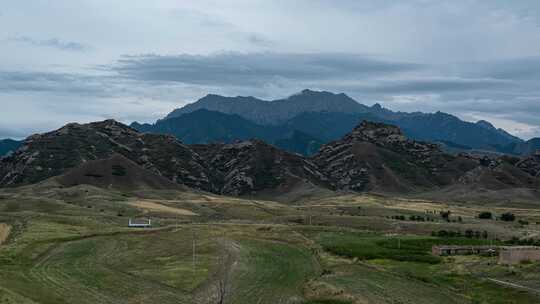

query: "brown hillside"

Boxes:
[56, 154, 185, 191]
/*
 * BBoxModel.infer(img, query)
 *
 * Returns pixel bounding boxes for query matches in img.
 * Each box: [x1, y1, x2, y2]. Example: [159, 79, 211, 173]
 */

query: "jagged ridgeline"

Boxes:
[131, 90, 532, 156]
[1, 119, 539, 200]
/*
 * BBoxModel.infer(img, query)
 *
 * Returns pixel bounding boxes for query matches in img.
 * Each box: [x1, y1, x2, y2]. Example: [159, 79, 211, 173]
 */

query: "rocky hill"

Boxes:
[0, 120, 215, 191]
[56, 153, 185, 191]
[1, 119, 539, 201]
[191, 140, 330, 195]
[312, 121, 479, 192]
[0, 120, 329, 196]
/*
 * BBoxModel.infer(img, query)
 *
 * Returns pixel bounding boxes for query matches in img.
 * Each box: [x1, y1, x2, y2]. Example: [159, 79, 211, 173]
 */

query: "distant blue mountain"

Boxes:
[165, 89, 372, 124]
[495, 137, 540, 156]
[0, 139, 22, 157]
[140, 89, 524, 154]
[132, 109, 323, 156]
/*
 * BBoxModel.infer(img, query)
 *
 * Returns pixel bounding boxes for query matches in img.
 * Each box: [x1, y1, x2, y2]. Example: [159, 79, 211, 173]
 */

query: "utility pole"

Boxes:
[192, 229, 196, 273]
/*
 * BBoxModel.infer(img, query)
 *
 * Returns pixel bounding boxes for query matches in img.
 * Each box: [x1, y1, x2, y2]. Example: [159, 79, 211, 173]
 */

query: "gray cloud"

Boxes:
[245, 34, 272, 47]
[0, 71, 110, 96]
[460, 57, 540, 81]
[110, 53, 421, 86]
[2, 1, 540, 139]
[361, 78, 514, 94]
[7, 36, 90, 52]
[0, 126, 31, 139]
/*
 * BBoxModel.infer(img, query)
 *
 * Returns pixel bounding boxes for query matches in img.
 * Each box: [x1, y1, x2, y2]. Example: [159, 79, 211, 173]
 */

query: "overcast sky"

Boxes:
[2, 0, 540, 139]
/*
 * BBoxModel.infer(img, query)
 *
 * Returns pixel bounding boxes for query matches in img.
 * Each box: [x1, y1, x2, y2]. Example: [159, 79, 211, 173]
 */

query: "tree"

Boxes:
[478, 212, 492, 219]
[440, 210, 451, 221]
[500, 212, 515, 222]
[437, 230, 448, 237]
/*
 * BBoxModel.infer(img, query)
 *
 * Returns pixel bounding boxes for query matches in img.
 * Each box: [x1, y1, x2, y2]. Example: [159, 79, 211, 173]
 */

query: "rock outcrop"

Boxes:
[192, 140, 329, 195]
[1, 119, 539, 198]
[0, 120, 215, 191]
[313, 121, 478, 192]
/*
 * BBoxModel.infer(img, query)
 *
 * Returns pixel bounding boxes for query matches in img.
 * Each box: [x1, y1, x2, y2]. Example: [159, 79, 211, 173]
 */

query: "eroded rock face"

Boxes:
[0, 120, 215, 191]
[2, 119, 539, 196]
[313, 121, 478, 192]
[192, 140, 329, 195]
[515, 153, 540, 178]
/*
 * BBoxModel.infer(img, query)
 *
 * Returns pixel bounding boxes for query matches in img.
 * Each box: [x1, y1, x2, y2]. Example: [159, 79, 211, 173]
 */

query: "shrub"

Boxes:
[440, 210, 451, 221]
[500, 212, 515, 222]
[437, 230, 448, 237]
[478, 212, 493, 219]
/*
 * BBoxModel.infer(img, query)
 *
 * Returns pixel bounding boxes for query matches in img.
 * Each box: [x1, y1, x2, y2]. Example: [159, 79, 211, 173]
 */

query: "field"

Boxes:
[1, 182, 540, 303]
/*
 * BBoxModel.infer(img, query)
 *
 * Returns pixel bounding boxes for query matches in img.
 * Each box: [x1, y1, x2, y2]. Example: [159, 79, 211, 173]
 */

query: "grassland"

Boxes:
[1, 183, 540, 303]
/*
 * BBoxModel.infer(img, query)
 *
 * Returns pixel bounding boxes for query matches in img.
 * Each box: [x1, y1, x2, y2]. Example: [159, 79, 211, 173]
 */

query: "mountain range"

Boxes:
[133, 89, 535, 156]
[1, 118, 539, 203]
[132, 109, 325, 156]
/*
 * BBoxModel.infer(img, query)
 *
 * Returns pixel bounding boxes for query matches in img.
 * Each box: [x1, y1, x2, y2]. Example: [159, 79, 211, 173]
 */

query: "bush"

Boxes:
[440, 210, 451, 221]
[478, 212, 493, 219]
[437, 230, 448, 237]
[500, 212, 515, 222]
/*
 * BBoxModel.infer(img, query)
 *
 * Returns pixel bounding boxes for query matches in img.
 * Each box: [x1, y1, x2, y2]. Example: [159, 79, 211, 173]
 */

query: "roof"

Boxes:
[500, 246, 540, 251]
[433, 245, 497, 250]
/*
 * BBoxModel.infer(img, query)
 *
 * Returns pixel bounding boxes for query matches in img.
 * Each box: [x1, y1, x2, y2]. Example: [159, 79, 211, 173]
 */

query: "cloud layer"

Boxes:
[7, 36, 90, 52]
[1, 0, 540, 139]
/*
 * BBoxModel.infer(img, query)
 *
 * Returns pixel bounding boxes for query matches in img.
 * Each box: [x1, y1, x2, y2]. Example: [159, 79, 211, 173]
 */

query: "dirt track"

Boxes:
[129, 200, 198, 216]
[193, 239, 241, 304]
[486, 278, 540, 295]
[0, 223, 11, 246]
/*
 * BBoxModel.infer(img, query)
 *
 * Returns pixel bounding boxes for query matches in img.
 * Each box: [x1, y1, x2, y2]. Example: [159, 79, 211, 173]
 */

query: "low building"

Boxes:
[128, 218, 152, 228]
[432, 245, 498, 256]
[499, 246, 540, 265]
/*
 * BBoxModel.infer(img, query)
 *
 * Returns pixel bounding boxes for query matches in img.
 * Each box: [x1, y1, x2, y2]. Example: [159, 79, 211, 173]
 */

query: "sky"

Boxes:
[1, 0, 540, 139]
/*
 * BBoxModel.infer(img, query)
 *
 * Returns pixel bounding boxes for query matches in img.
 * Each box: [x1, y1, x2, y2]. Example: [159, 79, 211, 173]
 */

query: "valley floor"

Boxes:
[1, 184, 540, 304]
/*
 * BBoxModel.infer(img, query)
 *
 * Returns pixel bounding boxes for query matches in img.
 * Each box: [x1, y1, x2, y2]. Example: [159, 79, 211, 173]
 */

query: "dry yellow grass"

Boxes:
[129, 200, 198, 216]
[0, 223, 11, 246]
